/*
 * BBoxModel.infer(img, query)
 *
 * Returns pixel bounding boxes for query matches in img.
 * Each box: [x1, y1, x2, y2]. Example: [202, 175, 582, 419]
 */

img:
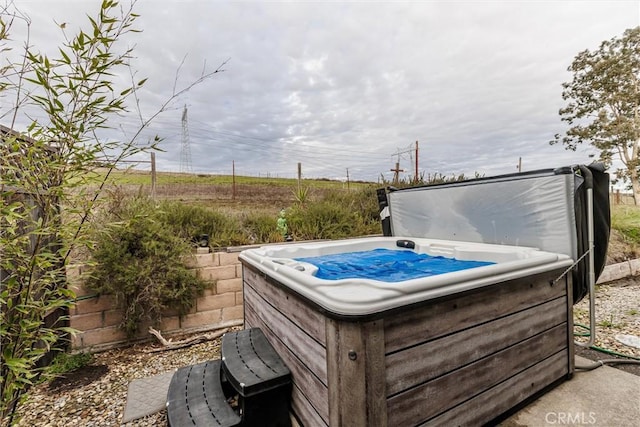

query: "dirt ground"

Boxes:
[606, 229, 640, 264]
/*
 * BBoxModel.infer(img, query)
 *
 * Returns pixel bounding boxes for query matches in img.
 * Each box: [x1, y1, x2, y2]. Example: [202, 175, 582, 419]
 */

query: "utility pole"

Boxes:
[297, 162, 302, 191]
[232, 160, 236, 201]
[346, 168, 350, 190]
[391, 141, 419, 184]
[414, 140, 419, 182]
[390, 162, 404, 185]
[150, 152, 156, 201]
[517, 157, 522, 173]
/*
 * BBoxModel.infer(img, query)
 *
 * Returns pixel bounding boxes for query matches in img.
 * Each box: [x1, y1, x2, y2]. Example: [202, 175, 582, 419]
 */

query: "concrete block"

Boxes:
[181, 309, 222, 330]
[73, 295, 117, 315]
[216, 278, 243, 294]
[195, 253, 217, 267]
[199, 265, 237, 282]
[103, 309, 124, 328]
[235, 291, 244, 305]
[222, 304, 244, 322]
[160, 315, 181, 332]
[218, 252, 239, 266]
[201, 288, 215, 297]
[162, 303, 196, 317]
[196, 293, 236, 312]
[78, 326, 127, 348]
[184, 252, 216, 267]
[211, 252, 220, 266]
[70, 312, 103, 331]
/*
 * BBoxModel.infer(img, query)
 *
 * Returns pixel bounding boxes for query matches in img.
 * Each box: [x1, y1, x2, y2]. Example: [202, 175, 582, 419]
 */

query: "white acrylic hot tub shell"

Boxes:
[239, 236, 573, 316]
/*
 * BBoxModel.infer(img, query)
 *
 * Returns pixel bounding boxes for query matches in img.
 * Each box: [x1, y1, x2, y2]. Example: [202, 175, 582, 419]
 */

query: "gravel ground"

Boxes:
[12, 328, 238, 427]
[573, 277, 640, 375]
[12, 279, 640, 426]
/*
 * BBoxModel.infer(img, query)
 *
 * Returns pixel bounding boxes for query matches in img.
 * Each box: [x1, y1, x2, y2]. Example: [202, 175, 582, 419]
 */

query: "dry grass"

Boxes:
[110, 182, 336, 218]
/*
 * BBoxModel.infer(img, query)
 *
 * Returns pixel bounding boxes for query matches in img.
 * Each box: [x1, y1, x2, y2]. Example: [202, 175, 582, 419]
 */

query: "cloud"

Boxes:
[5, 0, 639, 181]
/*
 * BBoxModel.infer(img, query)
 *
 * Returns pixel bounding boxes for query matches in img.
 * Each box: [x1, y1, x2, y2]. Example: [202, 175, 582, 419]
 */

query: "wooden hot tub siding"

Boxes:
[242, 264, 574, 426]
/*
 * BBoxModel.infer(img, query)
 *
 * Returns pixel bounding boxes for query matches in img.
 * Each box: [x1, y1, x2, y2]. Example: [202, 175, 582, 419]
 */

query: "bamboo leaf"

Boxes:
[59, 48, 71, 65]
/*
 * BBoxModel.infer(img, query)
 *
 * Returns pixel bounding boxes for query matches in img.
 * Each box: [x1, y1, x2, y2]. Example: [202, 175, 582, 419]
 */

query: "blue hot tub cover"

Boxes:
[294, 248, 495, 282]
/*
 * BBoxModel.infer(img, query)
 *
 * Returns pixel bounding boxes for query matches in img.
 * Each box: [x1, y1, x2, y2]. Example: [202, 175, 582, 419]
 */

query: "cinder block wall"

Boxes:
[67, 250, 244, 351]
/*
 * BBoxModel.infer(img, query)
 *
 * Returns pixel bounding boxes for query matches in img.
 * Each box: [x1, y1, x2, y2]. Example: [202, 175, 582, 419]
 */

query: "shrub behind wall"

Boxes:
[84, 186, 382, 339]
[86, 196, 207, 338]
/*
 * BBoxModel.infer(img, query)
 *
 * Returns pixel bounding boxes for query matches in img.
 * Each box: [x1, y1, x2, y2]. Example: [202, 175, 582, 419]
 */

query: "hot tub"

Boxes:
[240, 236, 571, 317]
[239, 236, 575, 426]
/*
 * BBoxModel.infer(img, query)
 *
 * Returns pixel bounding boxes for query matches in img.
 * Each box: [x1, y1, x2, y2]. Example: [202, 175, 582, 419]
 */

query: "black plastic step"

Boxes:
[221, 328, 292, 426]
[166, 359, 241, 427]
[221, 327, 291, 398]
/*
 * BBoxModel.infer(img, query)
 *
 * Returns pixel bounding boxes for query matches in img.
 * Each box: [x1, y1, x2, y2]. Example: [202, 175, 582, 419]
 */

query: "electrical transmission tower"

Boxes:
[391, 141, 419, 183]
[180, 104, 193, 174]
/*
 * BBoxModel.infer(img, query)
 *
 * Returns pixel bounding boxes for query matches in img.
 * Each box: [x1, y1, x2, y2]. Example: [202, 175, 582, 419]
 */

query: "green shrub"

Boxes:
[241, 211, 283, 244]
[321, 186, 380, 224]
[45, 352, 93, 377]
[86, 196, 207, 338]
[286, 187, 381, 240]
[157, 201, 247, 247]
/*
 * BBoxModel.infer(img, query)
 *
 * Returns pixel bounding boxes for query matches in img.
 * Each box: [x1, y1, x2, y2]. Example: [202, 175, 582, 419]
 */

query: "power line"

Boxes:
[112, 113, 394, 165]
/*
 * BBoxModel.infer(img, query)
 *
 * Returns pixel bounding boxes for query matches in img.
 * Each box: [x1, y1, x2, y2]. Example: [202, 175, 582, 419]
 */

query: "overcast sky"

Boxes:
[6, 1, 640, 182]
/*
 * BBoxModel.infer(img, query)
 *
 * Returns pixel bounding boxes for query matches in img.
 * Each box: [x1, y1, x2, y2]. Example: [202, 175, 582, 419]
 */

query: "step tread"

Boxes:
[166, 359, 241, 427]
[222, 327, 291, 397]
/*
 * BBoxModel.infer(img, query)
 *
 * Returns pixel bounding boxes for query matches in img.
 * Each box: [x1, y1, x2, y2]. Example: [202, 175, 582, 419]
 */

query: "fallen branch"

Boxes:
[145, 326, 230, 353]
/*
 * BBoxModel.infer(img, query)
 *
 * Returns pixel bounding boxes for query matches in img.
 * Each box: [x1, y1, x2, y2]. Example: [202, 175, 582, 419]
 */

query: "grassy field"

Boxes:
[590, 202, 640, 263]
[106, 168, 640, 213]
[98, 168, 378, 215]
[100, 167, 640, 250]
[103, 168, 373, 188]
[611, 204, 640, 245]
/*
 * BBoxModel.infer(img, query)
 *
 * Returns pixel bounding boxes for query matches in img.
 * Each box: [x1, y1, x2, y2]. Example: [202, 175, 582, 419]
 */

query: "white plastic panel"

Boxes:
[239, 237, 573, 316]
[388, 173, 578, 259]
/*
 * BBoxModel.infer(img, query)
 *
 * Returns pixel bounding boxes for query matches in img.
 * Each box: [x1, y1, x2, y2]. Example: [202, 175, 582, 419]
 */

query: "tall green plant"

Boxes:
[292, 185, 311, 206]
[0, 2, 224, 424]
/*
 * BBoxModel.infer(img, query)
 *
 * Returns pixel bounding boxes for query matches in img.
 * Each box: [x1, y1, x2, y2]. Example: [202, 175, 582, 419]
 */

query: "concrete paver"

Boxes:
[502, 356, 640, 426]
[122, 370, 175, 424]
